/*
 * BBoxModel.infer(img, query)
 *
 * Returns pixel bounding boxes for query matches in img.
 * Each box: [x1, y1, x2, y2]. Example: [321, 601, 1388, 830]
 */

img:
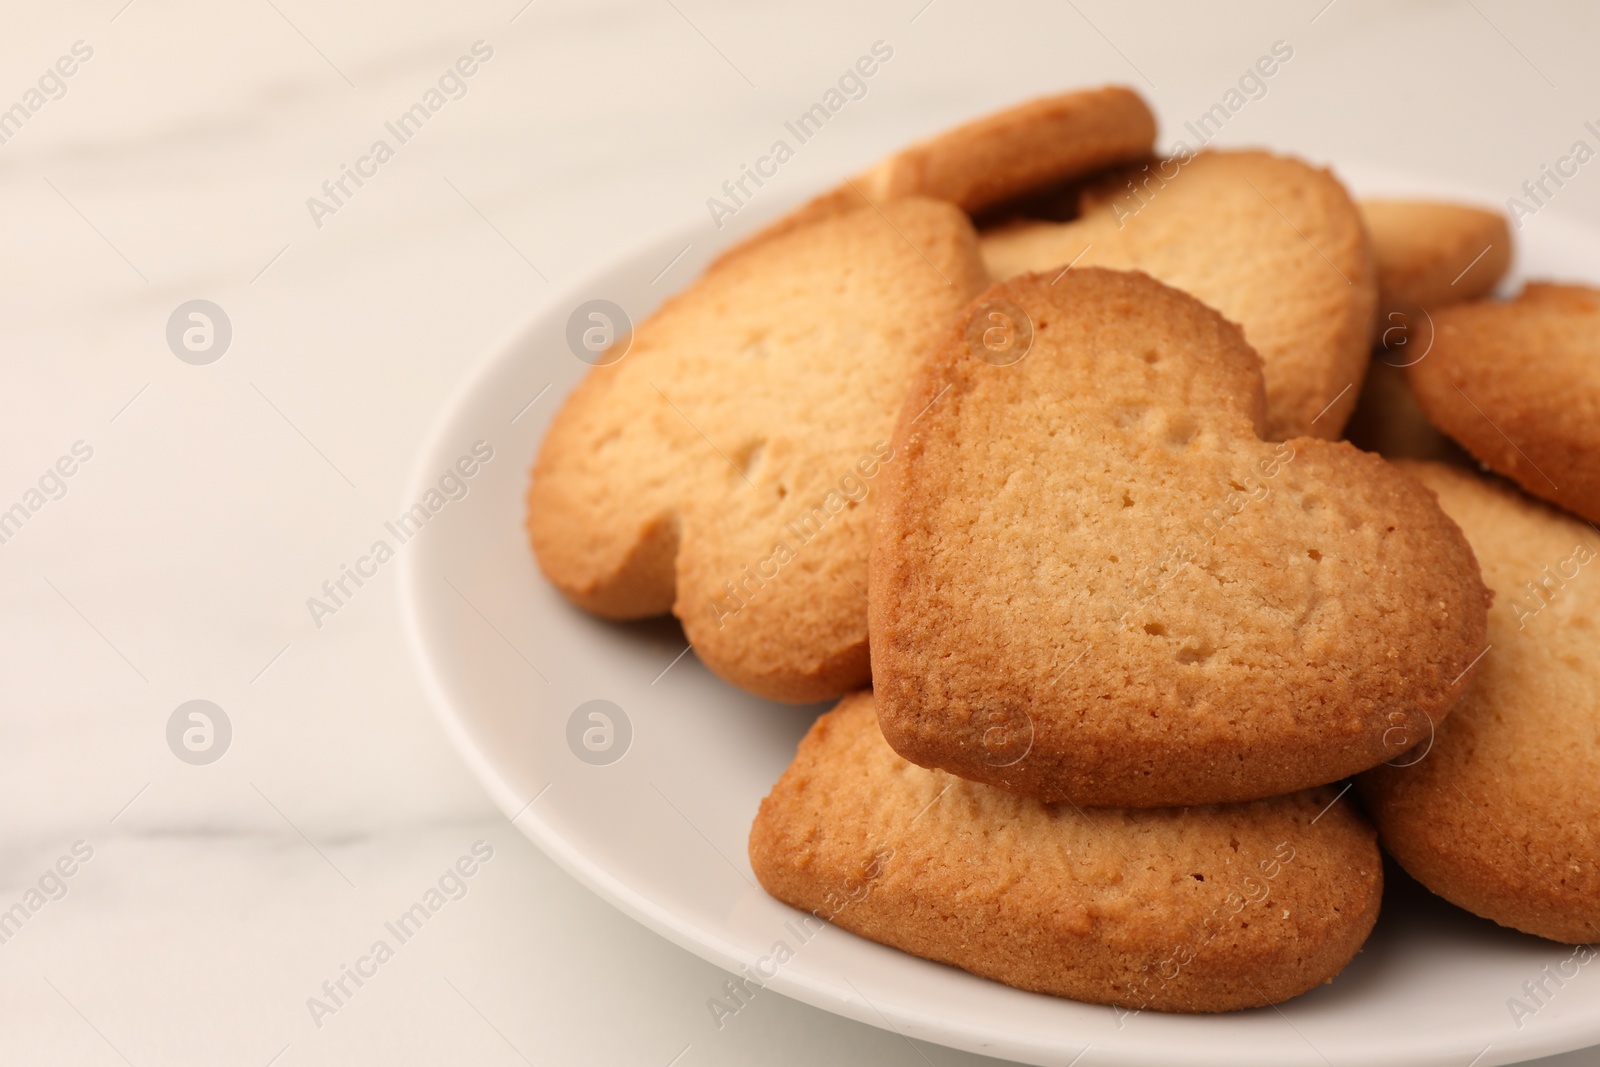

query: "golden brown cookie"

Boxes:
[980, 150, 1377, 440]
[870, 268, 1489, 807]
[1359, 462, 1600, 944]
[1360, 199, 1511, 316]
[749, 692, 1384, 1013]
[527, 199, 988, 701]
[726, 86, 1156, 257]
[1406, 282, 1600, 524]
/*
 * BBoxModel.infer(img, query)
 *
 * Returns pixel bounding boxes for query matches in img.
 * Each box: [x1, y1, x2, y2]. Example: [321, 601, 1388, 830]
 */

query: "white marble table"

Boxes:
[2, 1, 1596, 1063]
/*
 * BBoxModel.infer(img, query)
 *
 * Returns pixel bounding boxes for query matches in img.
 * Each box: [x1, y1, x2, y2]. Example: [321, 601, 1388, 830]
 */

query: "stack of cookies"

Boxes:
[526, 86, 1600, 1013]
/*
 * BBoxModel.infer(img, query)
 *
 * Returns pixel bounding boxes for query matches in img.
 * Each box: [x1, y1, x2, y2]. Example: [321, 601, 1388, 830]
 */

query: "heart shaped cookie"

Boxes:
[751, 691, 1382, 1013]
[1359, 199, 1511, 317]
[1360, 462, 1600, 944]
[1406, 282, 1600, 525]
[727, 85, 1156, 260]
[980, 150, 1377, 440]
[528, 198, 988, 702]
[869, 268, 1489, 807]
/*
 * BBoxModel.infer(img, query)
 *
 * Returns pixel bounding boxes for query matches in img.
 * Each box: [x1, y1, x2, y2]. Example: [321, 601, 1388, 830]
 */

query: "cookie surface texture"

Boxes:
[1406, 282, 1600, 524]
[749, 692, 1383, 1013]
[980, 150, 1377, 439]
[527, 198, 989, 702]
[870, 268, 1489, 806]
[1360, 462, 1600, 944]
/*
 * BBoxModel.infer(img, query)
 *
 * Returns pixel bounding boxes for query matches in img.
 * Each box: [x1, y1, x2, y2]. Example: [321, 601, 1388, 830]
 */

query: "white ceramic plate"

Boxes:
[399, 164, 1600, 1067]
